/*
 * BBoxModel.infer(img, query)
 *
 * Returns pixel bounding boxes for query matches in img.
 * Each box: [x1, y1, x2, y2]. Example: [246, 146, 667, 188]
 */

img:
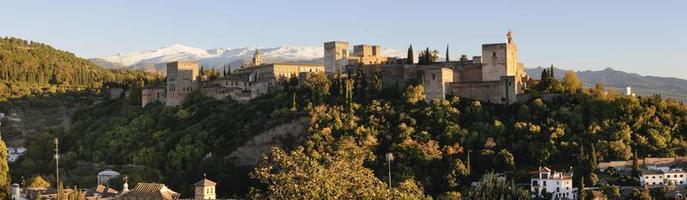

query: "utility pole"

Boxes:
[54, 138, 60, 199]
[467, 149, 472, 175]
[386, 152, 394, 190]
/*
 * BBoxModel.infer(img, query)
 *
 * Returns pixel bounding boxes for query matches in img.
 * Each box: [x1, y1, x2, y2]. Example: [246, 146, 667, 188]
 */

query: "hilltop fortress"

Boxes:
[142, 32, 528, 106]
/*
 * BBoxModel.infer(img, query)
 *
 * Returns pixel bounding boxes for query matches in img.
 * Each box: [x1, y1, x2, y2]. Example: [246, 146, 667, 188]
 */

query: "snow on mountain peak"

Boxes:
[98, 44, 406, 71]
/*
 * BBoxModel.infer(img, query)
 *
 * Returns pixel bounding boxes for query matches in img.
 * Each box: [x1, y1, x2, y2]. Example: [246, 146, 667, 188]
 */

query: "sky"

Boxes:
[1, 0, 686, 79]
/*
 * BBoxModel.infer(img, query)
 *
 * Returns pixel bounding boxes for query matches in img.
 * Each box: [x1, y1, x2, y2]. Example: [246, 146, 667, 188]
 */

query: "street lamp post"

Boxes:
[54, 138, 60, 199]
[386, 152, 394, 190]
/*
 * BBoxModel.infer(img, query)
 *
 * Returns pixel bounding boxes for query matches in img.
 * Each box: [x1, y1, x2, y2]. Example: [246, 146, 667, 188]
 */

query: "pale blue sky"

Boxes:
[1, 0, 686, 78]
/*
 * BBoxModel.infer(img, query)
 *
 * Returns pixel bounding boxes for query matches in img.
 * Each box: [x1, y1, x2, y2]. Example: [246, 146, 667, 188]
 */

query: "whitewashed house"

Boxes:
[531, 167, 577, 200]
[640, 168, 687, 186]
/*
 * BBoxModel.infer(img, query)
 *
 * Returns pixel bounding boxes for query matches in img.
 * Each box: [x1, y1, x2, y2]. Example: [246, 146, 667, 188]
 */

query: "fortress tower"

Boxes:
[166, 61, 199, 106]
[252, 48, 263, 66]
[324, 41, 349, 73]
[194, 175, 217, 200]
[481, 31, 518, 82]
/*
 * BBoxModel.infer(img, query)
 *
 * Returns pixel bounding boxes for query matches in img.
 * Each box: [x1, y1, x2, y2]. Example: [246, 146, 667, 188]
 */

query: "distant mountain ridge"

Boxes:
[93, 44, 406, 72]
[527, 67, 687, 102]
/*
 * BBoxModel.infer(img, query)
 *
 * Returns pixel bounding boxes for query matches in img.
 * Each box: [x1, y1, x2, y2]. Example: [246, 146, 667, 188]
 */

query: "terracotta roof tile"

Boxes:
[114, 183, 179, 200]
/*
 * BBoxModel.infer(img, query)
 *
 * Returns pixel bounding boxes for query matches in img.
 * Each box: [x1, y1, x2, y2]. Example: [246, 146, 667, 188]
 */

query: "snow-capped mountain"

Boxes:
[94, 44, 406, 72]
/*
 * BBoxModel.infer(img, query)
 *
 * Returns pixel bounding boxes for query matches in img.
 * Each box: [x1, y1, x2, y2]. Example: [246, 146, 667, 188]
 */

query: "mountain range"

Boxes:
[527, 67, 687, 102]
[91, 44, 405, 73]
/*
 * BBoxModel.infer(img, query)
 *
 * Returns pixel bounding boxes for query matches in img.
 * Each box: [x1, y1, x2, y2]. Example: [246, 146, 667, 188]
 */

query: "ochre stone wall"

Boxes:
[141, 87, 166, 107]
[448, 80, 508, 104]
[453, 63, 483, 82]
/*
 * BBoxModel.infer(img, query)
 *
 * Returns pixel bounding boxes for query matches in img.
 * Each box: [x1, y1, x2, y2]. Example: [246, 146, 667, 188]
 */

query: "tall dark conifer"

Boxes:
[407, 45, 414, 64]
[445, 44, 450, 62]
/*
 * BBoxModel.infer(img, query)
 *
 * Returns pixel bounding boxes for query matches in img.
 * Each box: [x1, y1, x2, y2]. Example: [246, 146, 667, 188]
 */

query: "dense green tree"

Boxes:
[250, 144, 429, 200]
[629, 188, 651, 200]
[27, 176, 50, 188]
[562, 70, 582, 93]
[301, 72, 331, 104]
[600, 184, 620, 199]
[0, 126, 9, 200]
[462, 173, 530, 200]
[404, 85, 425, 104]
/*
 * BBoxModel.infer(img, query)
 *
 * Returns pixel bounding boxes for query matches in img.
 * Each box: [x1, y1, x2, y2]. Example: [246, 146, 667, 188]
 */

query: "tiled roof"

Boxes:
[114, 183, 180, 200]
[539, 167, 552, 173]
[193, 178, 217, 187]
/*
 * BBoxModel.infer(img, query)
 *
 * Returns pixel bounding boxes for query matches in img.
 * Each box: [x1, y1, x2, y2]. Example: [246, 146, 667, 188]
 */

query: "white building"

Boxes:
[640, 168, 687, 186]
[7, 147, 26, 163]
[194, 175, 217, 200]
[97, 170, 121, 186]
[531, 167, 577, 200]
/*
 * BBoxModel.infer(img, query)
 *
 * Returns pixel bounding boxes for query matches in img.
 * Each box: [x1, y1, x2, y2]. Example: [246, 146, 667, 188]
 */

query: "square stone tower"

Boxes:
[194, 176, 217, 200]
[324, 41, 349, 73]
[353, 44, 381, 57]
[481, 31, 524, 96]
[166, 61, 199, 106]
[480, 34, 518, 82]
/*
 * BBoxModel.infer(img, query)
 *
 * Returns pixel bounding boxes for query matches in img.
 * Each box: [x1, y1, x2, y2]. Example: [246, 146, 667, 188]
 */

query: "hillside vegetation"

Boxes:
[527, 67, 687, 102]
[0, 37, 157, 101]
[10, 69, 687, 199]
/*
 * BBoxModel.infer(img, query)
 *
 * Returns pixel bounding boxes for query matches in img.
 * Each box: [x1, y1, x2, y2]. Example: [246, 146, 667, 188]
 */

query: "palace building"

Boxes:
[143, 31, 529, 106]
[141, 50, 324, 107]
[337, 31, 528, 104]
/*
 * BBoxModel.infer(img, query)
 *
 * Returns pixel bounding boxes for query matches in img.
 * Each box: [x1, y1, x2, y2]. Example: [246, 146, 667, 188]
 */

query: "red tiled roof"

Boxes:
[114, 183, 179, 200]
[193, 178, 216, 187]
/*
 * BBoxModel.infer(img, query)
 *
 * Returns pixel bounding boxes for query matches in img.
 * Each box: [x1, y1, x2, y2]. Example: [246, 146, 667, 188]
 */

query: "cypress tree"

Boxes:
[631, 149, 640, 178]
[589, 143, 598, 171]
[407, 45, 414, 64]
[578, 177, 586, 200]
[425, 48, 430, 64]
[445, 44, 450, 62]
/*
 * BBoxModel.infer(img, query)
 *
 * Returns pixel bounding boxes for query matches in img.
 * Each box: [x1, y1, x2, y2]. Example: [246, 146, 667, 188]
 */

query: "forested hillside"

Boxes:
[10, 70, 687, 199]
[0, 37, 157, 101]
[11, 91, 306, 196]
